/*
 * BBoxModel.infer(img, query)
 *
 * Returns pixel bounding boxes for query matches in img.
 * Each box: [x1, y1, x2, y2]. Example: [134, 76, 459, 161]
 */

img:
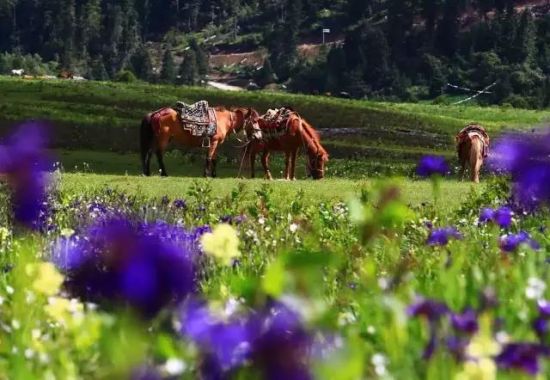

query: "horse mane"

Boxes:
[301, 119, 328, 159]
[290, 117, 328, 159]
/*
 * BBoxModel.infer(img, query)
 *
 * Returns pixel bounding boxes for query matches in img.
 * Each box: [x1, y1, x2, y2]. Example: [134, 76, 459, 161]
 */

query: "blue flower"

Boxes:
[172, 199, 187, 209]
[0, 122, 53, 230]
[416, 156, 450, 177]
[479, 206, 513, 228]
[489, 131, 550, 209]
[52, 217, 198, 318]
[499, 232, 539, 253]
[495, 343, 550, 375]
[450, 309, 478, 334]
[407, 298, 449, 321]
[427, 227, 462, 246]
[179, 298, 251, 371]
[178, 301, 313, 379]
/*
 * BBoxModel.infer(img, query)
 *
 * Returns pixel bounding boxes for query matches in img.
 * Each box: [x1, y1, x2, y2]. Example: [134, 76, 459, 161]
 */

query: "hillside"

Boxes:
[1, 77, 549, 173]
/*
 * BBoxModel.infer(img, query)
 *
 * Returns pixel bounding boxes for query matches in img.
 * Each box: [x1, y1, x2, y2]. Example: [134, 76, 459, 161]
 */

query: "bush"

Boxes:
[502, 94, 531, 109]
[114, 70, 137, 83]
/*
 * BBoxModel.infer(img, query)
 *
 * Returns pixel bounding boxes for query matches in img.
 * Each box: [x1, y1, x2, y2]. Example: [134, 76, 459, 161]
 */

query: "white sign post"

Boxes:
[322, 28, 331, 44]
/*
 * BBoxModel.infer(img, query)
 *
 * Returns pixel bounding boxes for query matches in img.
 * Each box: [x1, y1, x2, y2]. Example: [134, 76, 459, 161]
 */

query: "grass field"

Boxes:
[3, 78, 550, 378]
[60, 172, 479, 211]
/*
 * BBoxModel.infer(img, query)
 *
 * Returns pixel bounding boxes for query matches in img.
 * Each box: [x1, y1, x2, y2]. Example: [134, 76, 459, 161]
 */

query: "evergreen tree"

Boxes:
[178, 50, 199, 85]
[130, 46, 153, 82]
[435, 0, 461, 57]
[160, 47, 177, 83]
[189, 39, 209, 77]
[89, 55, 110, 81]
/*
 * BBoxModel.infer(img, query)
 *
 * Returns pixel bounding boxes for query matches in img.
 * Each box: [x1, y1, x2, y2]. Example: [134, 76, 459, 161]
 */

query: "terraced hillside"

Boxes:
[1, 76, 549, 176]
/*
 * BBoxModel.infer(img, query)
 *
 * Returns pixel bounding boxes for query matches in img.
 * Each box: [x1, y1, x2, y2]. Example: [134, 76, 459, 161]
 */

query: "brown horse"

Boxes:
[456, 125, 490, 183]
[245, 110, 329, 180]
[141, 106, 260, 177]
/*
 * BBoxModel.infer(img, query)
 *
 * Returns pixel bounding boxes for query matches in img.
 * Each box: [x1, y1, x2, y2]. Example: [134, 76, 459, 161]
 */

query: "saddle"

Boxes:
[259, 107, 295, 140]
[174, 101, 217, 147]
[456, 124, 490, 158]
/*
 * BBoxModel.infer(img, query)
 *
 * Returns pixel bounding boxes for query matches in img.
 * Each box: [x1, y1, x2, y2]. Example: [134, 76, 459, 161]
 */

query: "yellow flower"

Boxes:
[44, 296, 72, 324]
[26, 262, 64, 296]
[44, 297, 84, 327]
[201, 224, 241, 266]
[455, 358, 496, 380]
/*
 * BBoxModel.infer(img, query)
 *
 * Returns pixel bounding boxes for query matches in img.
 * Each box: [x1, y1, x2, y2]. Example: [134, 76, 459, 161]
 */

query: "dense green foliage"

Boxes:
[1, 1, 550, 105]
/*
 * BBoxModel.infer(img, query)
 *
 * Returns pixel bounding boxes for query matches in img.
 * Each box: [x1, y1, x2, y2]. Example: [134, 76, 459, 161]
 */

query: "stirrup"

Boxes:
[202, 137, 211, 148]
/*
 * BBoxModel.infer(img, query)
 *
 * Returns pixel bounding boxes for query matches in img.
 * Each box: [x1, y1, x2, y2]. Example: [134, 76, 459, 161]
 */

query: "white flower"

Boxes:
[163, 358, 186, 376]
[372, 353, 388, 376]
[258, 216, 266, 225]
[367, 325, 376, 335]
[289, 223, 299, 233]
[24, 349, 35, 359]
[526, 277, 546, 300]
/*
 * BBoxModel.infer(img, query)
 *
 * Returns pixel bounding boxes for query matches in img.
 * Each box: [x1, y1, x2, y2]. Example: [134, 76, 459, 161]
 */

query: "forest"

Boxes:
[1, 0, 550, 107]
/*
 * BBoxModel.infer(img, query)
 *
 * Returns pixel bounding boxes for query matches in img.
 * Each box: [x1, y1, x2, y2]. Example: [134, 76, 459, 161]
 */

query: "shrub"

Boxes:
[114, 70, 137, 83]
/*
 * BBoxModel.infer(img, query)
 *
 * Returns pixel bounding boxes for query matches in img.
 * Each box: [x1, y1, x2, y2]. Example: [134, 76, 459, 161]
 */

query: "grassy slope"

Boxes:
[1, 77, 549, 153]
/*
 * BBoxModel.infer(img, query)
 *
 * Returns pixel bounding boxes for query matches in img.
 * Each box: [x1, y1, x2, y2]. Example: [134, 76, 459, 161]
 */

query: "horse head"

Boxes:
[308, 147, 329, 180]
[235, 108, 262, 141]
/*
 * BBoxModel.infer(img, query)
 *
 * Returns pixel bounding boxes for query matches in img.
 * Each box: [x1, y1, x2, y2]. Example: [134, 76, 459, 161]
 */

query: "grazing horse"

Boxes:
[245, 109, 329, 180]
[140, 106, 260, 177]
[456, 124, 490, 183]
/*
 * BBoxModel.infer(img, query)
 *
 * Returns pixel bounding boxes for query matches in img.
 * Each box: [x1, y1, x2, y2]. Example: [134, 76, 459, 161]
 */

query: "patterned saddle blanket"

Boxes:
[456, 124, 490, 157]
[259, 107, 295, 140]
[174, 101, 217, 137]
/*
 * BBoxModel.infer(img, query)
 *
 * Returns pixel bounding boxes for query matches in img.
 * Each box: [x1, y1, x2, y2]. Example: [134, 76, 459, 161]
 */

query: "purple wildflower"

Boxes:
[427, 227, 462, 246]
[172, 199, 187, 209]
[479, 208, 495, 223]
[179, 298, 251, 371]
[0, 122, 53, 230]
[479, 206, 514, 228]
[489, 130, 550, 208]
[495, 343, 549, 375]
[52, 217, 197, 318]
[450, 309, 478, 334]
[416, 155, 450, 177]
[407, 298, 449, 321]
[131, 365, 162, 380]
[499, 232, 539, 253]
[178, 301, 313, 379]
[539, 300, 550, 318]
[533, 317, 548, 339]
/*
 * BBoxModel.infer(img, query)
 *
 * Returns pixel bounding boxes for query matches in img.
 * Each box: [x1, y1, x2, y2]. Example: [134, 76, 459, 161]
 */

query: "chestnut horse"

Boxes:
[456, 125, 490, 183]
[141, 107, 260, 177]
[245, 111, 329, 180]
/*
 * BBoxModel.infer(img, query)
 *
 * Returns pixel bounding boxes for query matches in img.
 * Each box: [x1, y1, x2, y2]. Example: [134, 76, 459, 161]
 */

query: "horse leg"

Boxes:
[284, 152, 291, 180]
[155, 150, 168, 177]
[250, 149, 256, 179]
[471, 156, 482, 184]
[140, 116, 155, 176]
[262, 151, 273, 180]
[144, 150, 153, 176]
[204, 140, 219, 178]
[459, 159, 466, 181]
[290, 149, 298, 181]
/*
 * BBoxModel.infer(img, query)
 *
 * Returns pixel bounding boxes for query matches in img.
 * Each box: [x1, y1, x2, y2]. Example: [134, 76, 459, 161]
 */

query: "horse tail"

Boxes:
[140, 114, 154, 174]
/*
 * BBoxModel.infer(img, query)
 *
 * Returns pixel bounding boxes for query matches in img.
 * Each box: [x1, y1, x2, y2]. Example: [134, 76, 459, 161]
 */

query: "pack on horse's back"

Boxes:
[174, 101, 218, 148]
